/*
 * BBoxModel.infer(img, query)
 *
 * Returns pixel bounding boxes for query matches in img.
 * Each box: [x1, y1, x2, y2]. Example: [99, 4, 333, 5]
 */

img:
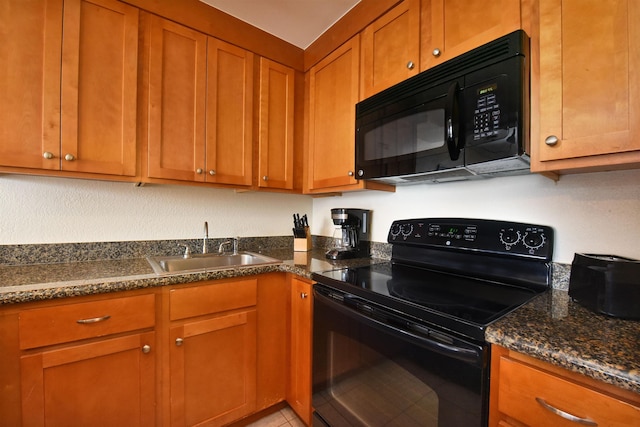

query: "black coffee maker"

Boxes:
[325, 208, 372, 260]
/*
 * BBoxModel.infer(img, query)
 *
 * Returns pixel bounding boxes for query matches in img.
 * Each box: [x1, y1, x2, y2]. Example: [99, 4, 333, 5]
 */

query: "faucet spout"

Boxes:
[203, 221, 209, 254]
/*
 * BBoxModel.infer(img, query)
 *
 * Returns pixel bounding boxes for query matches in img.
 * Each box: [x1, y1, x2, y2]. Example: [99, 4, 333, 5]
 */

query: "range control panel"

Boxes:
[388, 218, 553, 260]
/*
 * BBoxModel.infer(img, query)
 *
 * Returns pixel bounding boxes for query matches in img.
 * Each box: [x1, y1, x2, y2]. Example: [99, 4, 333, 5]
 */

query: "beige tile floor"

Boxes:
[245, 406, 306, 427]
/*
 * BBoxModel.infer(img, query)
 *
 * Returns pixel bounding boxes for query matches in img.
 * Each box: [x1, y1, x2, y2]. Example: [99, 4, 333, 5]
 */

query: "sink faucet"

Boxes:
[218, 237, 239, 255]
[203, 221, 209, 254]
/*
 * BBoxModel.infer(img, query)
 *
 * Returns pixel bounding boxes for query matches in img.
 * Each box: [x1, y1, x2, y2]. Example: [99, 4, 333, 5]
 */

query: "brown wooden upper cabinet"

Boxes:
[420, 0, 521, 70]
[531, 0, 640, 173]
[145, 14, 254, 186]
[360, 0, 420, 99]
[306, 37, 362, 192]
[258, 58, 295, 190]
[0, 0, 138, 176]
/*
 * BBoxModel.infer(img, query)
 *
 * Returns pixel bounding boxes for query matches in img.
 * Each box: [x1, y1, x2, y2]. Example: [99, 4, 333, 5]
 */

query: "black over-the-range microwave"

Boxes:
[355, 30, 530, 184]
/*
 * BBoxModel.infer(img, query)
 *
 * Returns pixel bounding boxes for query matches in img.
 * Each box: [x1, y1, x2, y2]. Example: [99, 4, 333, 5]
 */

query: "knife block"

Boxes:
[294, 228, 312, 252]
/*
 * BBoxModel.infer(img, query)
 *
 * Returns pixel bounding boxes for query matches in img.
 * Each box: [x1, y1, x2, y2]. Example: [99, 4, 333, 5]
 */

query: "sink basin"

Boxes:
[147, 251, 281, 274]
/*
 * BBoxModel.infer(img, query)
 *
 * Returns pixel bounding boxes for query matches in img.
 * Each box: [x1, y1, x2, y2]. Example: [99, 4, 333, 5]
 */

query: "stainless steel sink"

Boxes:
[146, 251, 281, 274]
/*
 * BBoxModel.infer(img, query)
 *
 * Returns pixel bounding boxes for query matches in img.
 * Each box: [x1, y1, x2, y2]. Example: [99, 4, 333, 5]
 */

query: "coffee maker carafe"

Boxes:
[326, 208, 371, 260]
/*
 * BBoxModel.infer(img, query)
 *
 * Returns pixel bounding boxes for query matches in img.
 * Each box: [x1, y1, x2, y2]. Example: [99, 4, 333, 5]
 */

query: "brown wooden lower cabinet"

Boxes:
[490, 345, 640, 427]
[21, 331, 156, 426]
[287, 276, 313, 425]
[0, 273, 313, 426]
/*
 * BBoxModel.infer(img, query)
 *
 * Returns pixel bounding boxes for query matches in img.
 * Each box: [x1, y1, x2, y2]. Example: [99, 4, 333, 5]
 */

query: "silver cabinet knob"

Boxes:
[348, 170, 354, 177]
[43, 152, 54, 159]
[196, 168, 203, 174]
[64, 154, 75, 161]
[406, 60, 415, 70]
[142, 345, 151, 354]
[300, 292, 308, 299]
[432, 48, 441, 57]
[209, 170, 216, 175]
[545, 135, 559, 146]
[175, 338, 184, 346]
[262, 175, 268, 181]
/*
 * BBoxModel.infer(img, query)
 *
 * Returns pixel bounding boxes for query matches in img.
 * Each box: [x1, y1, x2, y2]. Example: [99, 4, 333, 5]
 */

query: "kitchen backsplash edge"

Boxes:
[0, 237, 569, 290]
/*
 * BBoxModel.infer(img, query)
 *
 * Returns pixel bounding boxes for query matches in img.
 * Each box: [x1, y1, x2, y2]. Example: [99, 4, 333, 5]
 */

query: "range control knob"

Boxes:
[499, 228, 521, 249]
[523, 231, 546, 251]
[400, 223, 414, 238]
[389, 223, 402, 238]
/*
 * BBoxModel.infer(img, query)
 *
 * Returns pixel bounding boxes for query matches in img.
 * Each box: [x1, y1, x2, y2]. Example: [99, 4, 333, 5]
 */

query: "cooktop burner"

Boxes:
[317, 263, 539, 327]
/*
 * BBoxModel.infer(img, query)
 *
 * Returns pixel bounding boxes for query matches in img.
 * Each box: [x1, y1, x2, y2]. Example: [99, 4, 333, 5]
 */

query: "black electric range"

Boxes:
[312, 218, 554, 343]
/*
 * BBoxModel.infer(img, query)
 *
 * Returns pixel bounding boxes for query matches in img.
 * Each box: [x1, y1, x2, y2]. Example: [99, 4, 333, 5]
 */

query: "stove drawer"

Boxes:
[497, 356, 640, 427]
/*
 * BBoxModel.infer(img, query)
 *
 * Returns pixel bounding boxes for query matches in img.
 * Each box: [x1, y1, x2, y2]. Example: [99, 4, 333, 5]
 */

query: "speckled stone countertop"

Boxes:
[2, 241, 638, 396]
[486, 290, 640, 394]
[0, 247, 380, 305]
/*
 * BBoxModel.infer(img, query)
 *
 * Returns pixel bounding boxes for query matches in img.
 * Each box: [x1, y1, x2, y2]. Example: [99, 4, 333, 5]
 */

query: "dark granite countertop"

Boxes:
[0, 248, 379, 305]
[2, 249, 638, 396]
[486, 290, 640, 394]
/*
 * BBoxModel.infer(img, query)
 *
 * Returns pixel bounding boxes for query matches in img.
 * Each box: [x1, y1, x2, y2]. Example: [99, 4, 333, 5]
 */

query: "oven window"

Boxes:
[362, 109, 445, 162]
[313, 291, 487, 427]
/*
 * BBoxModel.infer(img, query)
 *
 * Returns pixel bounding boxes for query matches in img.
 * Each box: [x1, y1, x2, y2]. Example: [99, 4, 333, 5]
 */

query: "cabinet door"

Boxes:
[287, 278, 312, 425]
[422, 0, 520, 70]
[258, 58, 295, 190]
[170, 310, 257, 426]
[60, 0, 138, 176]
[533, 0, 640, 171]
[205, 38, 254, 186]
[0, 0, 62, 170]
[360, 0, 420, 98]
[307, 36, 361, 191]
[146, 15, 207, 182]
[21, 331, 155, 426]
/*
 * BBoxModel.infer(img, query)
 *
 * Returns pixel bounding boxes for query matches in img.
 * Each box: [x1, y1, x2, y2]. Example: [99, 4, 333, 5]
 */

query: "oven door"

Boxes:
[312, 285, 489, 427]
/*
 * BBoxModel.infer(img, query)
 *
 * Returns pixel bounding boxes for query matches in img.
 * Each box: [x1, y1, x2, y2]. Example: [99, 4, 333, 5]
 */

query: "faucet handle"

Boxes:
[180, 244, 191, 258]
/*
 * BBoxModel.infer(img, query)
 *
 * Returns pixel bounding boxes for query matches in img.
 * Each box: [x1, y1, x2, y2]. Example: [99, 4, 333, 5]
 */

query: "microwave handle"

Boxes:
[445, 81, 462, 160]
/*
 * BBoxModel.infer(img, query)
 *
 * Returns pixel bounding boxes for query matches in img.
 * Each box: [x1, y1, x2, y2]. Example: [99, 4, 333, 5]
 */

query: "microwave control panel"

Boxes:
[468, 76, 509, 143]
[388, 218, 553, 260]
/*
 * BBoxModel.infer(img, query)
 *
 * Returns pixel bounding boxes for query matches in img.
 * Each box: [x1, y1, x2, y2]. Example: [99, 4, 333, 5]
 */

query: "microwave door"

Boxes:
[356, 83, 463, 181]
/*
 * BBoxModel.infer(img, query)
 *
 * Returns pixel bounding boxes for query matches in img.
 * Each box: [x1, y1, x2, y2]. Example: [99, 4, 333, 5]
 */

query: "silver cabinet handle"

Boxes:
[209, 170, 216, 175]
[300, 292, 308, 299]
[348, 170, 354, 176]
[535, 397, 597, 426]
[262, 175, 268, 181]
[43, 152, 54, 159]
[406, 60, 415, 70]
[64, 154, 75, 161]
[545, 135, 559, 146]
[432, 48, 441, 57]
[196, 168, 203, 174]
[142, 345, 151, 354]
[76, 315, 111, 324]
[175, 337, 184, 346]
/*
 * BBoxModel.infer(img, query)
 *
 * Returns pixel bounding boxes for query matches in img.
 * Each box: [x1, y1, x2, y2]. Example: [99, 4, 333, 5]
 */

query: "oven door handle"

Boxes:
[316, 290, 483, 367]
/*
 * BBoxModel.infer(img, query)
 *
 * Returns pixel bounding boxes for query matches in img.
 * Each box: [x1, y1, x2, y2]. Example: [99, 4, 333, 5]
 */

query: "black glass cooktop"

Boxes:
[313, 262, 542, 339]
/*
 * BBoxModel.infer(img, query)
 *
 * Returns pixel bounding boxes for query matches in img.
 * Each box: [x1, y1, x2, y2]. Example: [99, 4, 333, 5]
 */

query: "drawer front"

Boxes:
[170, 278, 257, 320]
[498, 356, 640, 427]
[19, 294, 156, 350]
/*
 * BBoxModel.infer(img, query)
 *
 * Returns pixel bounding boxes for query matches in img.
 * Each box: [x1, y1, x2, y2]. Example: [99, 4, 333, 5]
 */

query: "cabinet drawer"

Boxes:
[498, 356, 640, 427]
[170, 279, 257, 320]
[19, 294, 155, 350]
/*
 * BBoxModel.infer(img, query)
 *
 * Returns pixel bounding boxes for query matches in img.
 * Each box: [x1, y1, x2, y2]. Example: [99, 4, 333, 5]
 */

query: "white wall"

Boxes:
[1, 170, 639, 264]
[0, 176, 312, 244]
[312, 169, 640, 264]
